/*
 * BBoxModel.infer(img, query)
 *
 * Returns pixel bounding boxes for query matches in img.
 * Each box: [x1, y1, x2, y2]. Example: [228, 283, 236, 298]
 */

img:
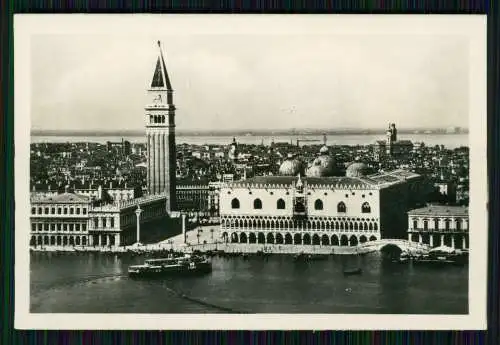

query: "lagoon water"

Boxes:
[30, 252, 468, 314]
[31, 134, 468, 149]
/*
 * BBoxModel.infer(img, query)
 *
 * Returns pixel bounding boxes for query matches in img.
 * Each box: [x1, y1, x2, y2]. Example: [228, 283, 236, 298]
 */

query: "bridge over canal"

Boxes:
[358, 239, 431, 255]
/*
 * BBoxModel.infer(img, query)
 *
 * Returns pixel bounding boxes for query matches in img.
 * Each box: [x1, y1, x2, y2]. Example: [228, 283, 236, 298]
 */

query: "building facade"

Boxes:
[176, 183, 209, 214]
[219, 169, 427, 247]
[145, 41, 177, 212]
[30, 192, 91, 248]
[373, 123, 413, 161]
[407, 205, 469, 249]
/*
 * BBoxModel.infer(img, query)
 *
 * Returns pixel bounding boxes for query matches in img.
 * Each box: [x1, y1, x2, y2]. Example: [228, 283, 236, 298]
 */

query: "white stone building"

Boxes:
[30, 192, 91, 247]
[219, 166, 427, 247]
[407, 205, 469, 249]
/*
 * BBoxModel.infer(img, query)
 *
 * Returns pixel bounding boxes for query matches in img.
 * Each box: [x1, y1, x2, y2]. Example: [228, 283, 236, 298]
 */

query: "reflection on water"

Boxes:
[30, 252, 468, 314]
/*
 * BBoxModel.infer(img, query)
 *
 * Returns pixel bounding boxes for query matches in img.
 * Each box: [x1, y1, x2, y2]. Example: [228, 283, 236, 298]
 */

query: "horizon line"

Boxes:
[31, 127, 469, 134]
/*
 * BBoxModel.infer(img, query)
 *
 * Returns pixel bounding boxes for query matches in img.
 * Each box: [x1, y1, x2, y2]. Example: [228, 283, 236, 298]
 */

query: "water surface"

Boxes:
[30, 252, 468, 314]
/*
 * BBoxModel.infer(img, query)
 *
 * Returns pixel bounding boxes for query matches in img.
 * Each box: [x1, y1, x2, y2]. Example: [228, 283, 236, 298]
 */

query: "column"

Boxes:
[430, 234, 434, 247]
[98, 235, 101, 246]
[418, 234, 422, 244]
[182, 214, 187, 243]
[116, 234, 121, 247]
[440, 234, 444, 246]
[98, 217, 103, 229]
[408, 232, 412, 242]
[89, 235, 93, 246]
[451, 236, 455, 249]
[462, 236, 466, 249]
[135, 206, 143, 243]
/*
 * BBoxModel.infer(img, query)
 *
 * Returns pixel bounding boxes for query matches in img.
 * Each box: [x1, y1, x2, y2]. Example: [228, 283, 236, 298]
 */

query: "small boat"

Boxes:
[293, 252, 307, 261]
[307, 254, 328, 261]
[128, 253, 212, 279]
[343, 268, 362, 276]
[392, 253, 411, 263]
[413, 255, 466, 266]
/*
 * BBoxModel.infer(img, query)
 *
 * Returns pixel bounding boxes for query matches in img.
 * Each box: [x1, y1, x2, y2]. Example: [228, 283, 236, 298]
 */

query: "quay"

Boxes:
[29, 242, 370, 256]
[29, 224, 435, 256]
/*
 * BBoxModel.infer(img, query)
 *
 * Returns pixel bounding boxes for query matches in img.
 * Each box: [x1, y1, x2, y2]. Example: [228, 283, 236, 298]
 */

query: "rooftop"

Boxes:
[32, 192, 91, 204]
[408, 205, 469, 217]
[229, 169, 420, 189]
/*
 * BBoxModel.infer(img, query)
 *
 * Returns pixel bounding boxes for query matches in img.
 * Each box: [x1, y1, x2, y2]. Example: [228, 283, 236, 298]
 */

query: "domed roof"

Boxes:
[346, 162, 369, 177]
[319, 145, 329, 154]
[278, 154, 304, 176]
[305, 146, 336, 177]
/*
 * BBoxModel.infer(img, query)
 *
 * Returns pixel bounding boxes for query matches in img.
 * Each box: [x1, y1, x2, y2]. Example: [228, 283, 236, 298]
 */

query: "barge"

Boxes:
[128, 253, 212, 278]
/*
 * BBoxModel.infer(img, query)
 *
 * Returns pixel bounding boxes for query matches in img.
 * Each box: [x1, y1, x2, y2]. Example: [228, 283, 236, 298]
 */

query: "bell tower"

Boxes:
[145, 41, 177, 212]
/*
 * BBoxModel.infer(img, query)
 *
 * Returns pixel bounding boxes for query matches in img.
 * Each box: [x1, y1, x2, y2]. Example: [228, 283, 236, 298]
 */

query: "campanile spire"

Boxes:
[145, 41, 177, 211]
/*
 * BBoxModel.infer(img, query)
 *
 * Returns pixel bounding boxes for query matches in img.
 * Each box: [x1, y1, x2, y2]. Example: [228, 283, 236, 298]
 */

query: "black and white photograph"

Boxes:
[15, 15, 487, 329]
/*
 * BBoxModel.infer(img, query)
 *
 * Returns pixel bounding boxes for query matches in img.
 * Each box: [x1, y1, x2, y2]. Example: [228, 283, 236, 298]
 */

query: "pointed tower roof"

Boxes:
[150, 41, 172, 90]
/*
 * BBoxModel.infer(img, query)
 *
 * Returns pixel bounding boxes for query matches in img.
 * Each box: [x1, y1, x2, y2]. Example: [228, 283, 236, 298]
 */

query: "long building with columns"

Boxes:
[219, 167, 428, 247]
[30, 192, 91, 247]
[407, 205, 469, 249]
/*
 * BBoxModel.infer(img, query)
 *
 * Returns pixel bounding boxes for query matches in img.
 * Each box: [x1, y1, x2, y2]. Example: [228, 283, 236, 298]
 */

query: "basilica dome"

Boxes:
[306, 146, 336, 177]
[345, 162, 369, 178]
[278, 153, 304, 176]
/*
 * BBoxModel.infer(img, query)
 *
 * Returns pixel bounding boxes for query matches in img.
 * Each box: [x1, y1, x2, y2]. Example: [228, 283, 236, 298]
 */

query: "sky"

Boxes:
[29, 17, 473, 132]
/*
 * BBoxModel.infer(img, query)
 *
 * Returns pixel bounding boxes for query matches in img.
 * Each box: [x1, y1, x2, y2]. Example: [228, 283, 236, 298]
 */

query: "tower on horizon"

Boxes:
[145, 41, 176, 211]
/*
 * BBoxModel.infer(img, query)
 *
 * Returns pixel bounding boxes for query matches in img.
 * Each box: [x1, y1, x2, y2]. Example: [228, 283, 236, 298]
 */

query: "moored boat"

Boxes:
[343, 268, 362, 276]
[412, 253, 467, 266]
[412, 246, 468, 266]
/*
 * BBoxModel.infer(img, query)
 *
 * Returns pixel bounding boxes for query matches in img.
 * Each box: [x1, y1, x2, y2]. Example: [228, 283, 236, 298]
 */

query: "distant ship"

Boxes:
[128, 253, 212, 278]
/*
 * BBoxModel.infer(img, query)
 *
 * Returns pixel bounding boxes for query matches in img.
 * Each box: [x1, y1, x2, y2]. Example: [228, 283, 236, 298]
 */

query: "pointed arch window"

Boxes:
[254, 198, 262, 209]
[361, 202, 371, 213]
[277, 198, 285, 210]
[231, 198, 240, 209]
[337, 202, 346, 213]
[314, 199, 323, 210]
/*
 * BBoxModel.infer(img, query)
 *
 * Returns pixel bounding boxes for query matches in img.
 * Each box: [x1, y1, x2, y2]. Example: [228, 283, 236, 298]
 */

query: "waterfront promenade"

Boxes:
[29, 224, 374, 255]
[31, 224, 435, 256]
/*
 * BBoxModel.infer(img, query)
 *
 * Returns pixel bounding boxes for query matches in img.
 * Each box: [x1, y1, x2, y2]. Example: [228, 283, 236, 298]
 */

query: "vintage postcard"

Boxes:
[14, 14, 487, 329]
